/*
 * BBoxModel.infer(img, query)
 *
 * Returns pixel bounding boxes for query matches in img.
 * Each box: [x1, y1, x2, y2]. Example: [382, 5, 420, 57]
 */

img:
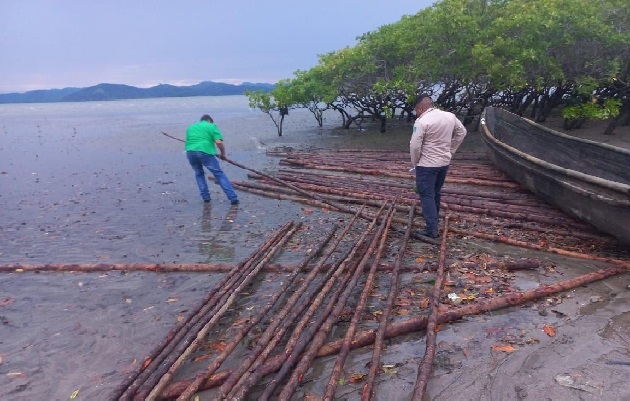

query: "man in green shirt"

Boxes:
[185, 114, 239, 205]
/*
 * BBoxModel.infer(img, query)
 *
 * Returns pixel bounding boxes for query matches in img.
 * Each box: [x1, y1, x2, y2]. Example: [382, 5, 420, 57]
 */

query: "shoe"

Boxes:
[417, 229, 439, 239]
[230, 199, 239, 205]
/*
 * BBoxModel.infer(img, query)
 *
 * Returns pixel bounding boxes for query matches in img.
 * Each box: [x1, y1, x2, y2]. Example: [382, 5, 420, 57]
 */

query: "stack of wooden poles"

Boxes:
[231, 148, 620, 256]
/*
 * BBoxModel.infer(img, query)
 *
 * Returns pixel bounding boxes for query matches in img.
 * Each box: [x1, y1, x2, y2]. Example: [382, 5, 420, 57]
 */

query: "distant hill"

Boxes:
[0, 81, 275, 104]
[0, 87, 82, 103]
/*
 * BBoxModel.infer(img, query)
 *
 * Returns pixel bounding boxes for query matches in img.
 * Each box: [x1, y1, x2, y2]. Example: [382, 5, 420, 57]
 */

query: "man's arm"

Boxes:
[215, 140, 226, 160]
[450, 117, 467, 154]
[410, 122, 424, 167]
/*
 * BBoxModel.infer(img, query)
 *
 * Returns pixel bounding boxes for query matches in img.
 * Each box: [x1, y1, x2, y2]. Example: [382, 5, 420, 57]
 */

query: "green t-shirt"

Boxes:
[185, 121, 224, 155]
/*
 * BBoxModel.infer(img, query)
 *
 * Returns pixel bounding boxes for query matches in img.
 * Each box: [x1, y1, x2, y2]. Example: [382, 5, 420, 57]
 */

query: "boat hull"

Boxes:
[481, 107, 630, 245]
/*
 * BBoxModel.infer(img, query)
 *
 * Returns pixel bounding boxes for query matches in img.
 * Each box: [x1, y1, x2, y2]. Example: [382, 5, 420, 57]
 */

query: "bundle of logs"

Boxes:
[92, 202, 625, 400]
[107, 146, 629, 400]
[230, 148, 624, 258]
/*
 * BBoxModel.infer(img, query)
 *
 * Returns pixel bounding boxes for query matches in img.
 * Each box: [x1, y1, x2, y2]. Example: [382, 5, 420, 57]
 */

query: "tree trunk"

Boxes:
[378, 115, 387, 133]
[603, 100, 630, 135]
[278, 114, 284, 136]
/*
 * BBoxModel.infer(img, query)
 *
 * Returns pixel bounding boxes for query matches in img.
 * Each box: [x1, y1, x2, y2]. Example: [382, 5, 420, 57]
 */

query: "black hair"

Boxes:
[414, 94, 433, 107]
[200, 114, 214, 123]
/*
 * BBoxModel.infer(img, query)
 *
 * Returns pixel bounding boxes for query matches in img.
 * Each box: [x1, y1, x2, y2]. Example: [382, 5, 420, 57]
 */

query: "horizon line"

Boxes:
[0, 79, 279, 95]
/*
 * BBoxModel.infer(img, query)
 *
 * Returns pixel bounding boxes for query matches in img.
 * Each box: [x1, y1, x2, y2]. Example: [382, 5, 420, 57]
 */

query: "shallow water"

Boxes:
[0, 96, 343, 399]
[0, 96, 335, 265]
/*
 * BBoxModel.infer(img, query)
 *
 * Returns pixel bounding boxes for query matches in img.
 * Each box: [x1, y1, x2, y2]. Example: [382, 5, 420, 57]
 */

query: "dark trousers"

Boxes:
[186, 151, 238, 202]
[415, 165, 449, 234]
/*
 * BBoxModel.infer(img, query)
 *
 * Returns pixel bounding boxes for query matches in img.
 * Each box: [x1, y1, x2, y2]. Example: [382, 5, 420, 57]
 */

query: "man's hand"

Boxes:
[216, 141, 227, 160]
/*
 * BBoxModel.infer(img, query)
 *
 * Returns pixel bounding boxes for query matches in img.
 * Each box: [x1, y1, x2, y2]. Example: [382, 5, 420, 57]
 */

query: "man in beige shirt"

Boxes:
[410, 95, 467, 238]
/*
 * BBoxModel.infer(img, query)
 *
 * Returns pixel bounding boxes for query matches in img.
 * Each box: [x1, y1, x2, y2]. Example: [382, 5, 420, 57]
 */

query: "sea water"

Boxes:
[0, 95, 331, 264]
[0, 96, 337, 400]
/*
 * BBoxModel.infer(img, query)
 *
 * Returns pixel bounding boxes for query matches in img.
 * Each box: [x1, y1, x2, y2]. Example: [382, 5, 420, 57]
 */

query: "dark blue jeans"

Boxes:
[186, 151, 238, 202]
[415, 165, 449, 234]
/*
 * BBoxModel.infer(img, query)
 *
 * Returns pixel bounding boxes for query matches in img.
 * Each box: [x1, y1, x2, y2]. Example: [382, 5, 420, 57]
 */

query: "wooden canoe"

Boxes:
[480, 106, 630, 245]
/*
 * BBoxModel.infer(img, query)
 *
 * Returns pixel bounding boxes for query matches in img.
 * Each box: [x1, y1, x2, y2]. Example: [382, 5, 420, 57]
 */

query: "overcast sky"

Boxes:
[0, 0, 434, 93]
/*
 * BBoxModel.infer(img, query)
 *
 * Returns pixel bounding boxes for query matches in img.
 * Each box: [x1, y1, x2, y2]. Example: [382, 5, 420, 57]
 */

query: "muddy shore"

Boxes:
[1, 102, 629, 400]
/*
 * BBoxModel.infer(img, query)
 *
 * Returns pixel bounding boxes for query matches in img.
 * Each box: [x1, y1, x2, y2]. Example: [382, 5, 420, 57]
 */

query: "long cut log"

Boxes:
[242, 205, 388, 401]
[324, 203, 396, 400]
[140, 223, 301, 400]
[168, 223, 329, 401]
[362, 205, 415, 401]
[224, 158, 438, 245]
[274, 204, 394, 401]
[412, 216, 451, 400]
[219, 210, 364, 398]
[114, 221, 293, 400]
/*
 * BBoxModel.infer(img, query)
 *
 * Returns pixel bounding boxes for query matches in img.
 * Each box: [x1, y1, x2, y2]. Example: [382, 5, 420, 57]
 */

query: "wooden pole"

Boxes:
[169, 223, 323, 401]
[114, 222, 294, 400]
[274, 204, 393, 401]
[412, 216, 451, 400]
[250, 205, 388, 401]
[362, 205, 415, 401]
[140, 223, 300, 400]
[323, 203, 397, 400]
[219, 210, 363, 398]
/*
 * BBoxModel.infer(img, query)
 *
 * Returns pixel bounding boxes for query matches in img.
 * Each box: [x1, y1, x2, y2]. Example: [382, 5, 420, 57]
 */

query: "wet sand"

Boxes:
[1, 100, 629, 400]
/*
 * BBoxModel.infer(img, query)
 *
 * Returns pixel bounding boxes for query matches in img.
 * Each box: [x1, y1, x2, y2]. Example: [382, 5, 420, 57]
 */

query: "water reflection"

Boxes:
[198, 204, 239, 261]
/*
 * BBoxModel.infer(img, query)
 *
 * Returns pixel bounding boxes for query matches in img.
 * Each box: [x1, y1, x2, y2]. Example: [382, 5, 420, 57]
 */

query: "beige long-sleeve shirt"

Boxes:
[410, 107, 467, 167]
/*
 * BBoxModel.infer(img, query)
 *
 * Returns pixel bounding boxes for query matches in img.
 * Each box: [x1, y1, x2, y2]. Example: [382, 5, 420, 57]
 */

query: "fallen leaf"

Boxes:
[232, 317, 250, 326]
[70, 389, 80, 399]
[382, 366, 397, 375]
[491, 344, 517, 353]
[142, 358, 152, 370]
[415, 257, 425, 263]
[192, 353, 213, 362]
[419, 298, 430, 308]
[166, 298, 179, 303]
[460, 292, 478, 300]
[212, 342, 228, 352]
[372, 311, 383, 317]
[396, 309, 410, 316]
[176, 316, 185, 322]
[338, 377, 346, 385]
[543, 324, 556, 337]
[349, 372, 367, 383]
[462, 348, 470, 358]
[0, 298, 13, 307]
[395, 298, 411, 306]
